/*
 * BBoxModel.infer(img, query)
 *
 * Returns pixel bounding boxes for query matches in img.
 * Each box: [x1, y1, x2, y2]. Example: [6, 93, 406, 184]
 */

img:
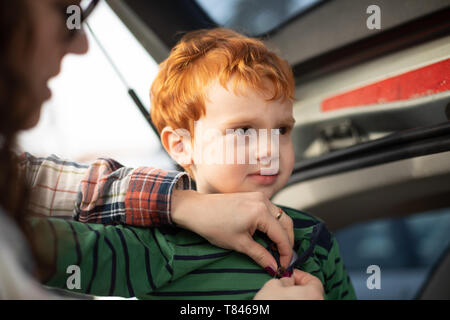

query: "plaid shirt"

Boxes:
[19, 153, 190, 227]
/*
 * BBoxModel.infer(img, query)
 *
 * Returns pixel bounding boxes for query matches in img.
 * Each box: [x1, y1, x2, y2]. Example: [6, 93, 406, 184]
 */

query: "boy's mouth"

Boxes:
[248, 171, 279, 185]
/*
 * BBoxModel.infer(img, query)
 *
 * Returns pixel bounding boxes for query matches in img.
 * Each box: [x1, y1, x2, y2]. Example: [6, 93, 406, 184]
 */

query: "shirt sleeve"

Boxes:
[321, 235, 357, 300]
[31, 217, 170, 298]
[293, 220, 357, 300]
[19, 152, 191, 227]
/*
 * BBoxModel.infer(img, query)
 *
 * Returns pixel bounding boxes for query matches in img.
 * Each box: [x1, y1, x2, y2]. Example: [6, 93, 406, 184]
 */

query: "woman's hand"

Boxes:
[254, 269, 324, 300]
[170, 190, 294, 272]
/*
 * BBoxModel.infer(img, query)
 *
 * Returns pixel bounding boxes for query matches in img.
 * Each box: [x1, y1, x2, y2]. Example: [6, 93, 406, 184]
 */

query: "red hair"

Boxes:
[150, 28, 295, 137]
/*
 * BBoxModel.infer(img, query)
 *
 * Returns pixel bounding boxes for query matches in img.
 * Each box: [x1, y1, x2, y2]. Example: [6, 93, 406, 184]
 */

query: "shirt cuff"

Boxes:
[124, 168, 191, 227]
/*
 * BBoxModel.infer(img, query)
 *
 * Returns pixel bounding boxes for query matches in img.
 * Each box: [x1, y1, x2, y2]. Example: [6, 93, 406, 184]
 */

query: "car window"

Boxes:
[17, 1, 174, 170]
[194, 0, 324, 36]
[334, 207, 450, 299]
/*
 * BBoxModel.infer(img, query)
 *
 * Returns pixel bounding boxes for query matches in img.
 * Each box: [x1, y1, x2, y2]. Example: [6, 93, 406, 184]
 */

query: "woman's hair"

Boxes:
[150, 28, 295, 138]
[0, 0, 53, 280]
[0, 0, 32, 135]
[0, 0, 28, 214]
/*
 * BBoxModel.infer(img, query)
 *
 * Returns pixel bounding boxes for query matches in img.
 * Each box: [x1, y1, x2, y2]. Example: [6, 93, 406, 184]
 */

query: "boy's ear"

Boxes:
[160, 126, 193, 167]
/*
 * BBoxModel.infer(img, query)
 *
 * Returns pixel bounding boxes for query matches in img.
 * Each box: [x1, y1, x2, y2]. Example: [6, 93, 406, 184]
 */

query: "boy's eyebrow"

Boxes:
[221, 117, 259, 127]
[273, 117, 296, 128]
[279, 117, 296, 126]
[221, 117, 296, 128]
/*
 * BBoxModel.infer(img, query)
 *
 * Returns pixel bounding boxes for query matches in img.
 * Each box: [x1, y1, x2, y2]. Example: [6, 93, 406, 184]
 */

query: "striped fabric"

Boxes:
[33, 206, 356, 300]
[19, 153, 190, 227]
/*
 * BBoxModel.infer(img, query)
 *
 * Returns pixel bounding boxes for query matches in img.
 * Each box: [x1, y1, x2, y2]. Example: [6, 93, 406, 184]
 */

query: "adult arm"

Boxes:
[19, 153, 188, 225]
[31, 217, 169, 297]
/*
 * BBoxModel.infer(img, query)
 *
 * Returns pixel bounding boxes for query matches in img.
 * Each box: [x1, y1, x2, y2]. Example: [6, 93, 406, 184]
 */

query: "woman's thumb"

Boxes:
[293, 269, 322, 287]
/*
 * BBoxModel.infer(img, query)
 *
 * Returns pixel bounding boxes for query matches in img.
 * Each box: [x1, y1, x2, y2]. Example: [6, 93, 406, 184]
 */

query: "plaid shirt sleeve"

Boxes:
[19, 153, 191, 227]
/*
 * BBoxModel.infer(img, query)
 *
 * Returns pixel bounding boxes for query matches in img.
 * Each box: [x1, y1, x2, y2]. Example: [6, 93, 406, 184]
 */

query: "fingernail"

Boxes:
[281, 270, 293, 278]
[265, 266, 277, 277]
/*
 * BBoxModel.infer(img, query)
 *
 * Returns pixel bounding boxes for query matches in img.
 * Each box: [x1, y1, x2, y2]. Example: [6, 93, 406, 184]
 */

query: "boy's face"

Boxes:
[189, 80, 295, 199]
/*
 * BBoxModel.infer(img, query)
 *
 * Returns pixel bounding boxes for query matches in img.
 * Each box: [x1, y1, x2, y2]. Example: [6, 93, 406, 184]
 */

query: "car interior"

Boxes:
[99, 0, 450, 299]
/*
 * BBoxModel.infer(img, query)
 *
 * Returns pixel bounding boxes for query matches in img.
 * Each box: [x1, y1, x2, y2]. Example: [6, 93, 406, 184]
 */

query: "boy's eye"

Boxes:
[234, 127, 253, 136]
[277, 126, 292, 135]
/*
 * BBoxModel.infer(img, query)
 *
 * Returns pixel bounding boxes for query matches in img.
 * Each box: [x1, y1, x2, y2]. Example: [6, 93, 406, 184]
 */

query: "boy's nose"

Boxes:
[254, 130, 280, 164]
[258, 155, 272, 165]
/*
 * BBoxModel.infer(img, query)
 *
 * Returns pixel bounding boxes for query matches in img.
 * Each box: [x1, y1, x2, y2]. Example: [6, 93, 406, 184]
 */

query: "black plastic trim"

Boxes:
[293, 7, 450, 82]
[287, 121, 450, 186]
[122, 0, 216, 49]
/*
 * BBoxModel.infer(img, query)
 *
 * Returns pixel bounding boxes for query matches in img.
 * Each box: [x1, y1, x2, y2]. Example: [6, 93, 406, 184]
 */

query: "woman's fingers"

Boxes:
[293, 269, 324, 295]
[257, 201, 294, 269]
[238, 237, 278, 272]
[278, 210, 295, 248]
[170, 191, 295, 272]
[254, 270, 324, 300]
[263, 198, 294, 247]
[279, 275, 295, 287]
[256, 209, 294, 270]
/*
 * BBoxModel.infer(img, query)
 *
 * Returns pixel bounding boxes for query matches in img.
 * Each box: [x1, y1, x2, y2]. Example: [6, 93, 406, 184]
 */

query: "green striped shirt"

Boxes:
[32, 206, 356, 300]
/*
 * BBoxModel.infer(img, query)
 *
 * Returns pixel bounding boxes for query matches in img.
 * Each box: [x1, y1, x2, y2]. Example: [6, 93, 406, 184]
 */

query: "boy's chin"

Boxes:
[262, 188, 278, 200]
[246, 185, 280, 199]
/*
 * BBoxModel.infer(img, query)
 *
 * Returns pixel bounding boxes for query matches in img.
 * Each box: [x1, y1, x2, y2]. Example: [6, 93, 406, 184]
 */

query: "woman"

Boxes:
[0, 0, 323, 299]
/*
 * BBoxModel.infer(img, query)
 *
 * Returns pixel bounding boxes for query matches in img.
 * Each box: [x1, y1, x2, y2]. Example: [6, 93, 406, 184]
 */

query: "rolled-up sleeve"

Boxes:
[19, 153, 191, 227]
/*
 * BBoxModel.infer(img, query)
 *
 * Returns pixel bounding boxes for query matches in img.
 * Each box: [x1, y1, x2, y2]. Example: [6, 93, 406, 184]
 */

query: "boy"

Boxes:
[38, 28, 355, 299]
[148, 28, 355, 299]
